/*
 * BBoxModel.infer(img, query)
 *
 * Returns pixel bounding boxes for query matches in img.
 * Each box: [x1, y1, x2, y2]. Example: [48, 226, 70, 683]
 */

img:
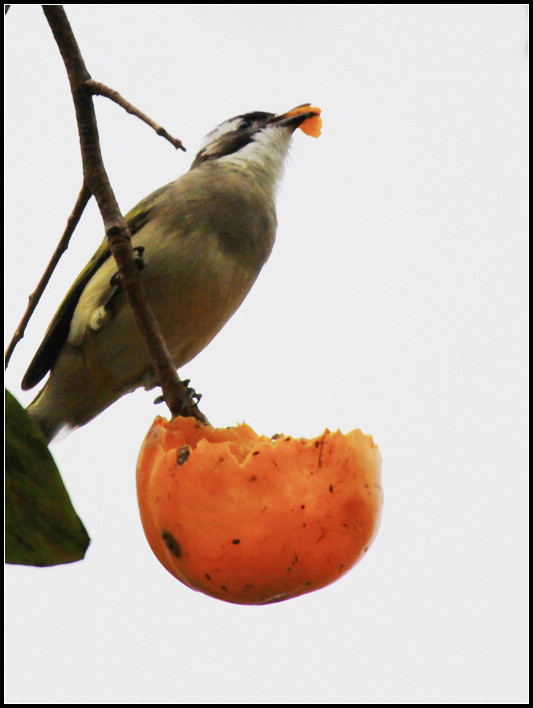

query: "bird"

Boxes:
[21, 104, 322, 443]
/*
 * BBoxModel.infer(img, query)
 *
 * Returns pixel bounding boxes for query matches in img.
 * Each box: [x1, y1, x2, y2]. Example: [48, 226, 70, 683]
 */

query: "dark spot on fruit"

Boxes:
[316, 437, 325, 468]
[161, 530, 181, 558]
[232, 539, 241, 545]
[221, 585, 228, 593]
[177, 445, 190, 465]
[205, 573, 212, 581]
[329, 484, 334, 493]
[252, 450, 260, 456]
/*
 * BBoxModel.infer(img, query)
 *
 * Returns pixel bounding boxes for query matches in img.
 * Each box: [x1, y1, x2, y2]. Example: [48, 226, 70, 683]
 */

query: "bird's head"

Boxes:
[190, 104, 321, 190]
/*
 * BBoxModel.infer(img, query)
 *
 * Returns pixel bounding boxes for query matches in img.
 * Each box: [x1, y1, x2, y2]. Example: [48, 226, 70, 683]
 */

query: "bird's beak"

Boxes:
[269, 104, 321, 132]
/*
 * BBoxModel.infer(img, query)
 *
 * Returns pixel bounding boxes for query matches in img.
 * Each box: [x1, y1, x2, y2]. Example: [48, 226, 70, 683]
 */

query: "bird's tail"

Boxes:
[26, 384, 72, 444]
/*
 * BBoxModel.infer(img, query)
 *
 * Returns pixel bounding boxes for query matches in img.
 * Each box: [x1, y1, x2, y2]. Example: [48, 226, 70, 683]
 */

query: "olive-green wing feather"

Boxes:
[21, 240, 112, 390]
[21, 197, 160, 391]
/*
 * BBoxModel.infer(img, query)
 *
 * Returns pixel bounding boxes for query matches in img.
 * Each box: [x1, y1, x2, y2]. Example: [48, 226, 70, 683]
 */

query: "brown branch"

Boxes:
[5, 184, 91, 369]
[41, 5, 208, 425]
[85, 79, 186, 152]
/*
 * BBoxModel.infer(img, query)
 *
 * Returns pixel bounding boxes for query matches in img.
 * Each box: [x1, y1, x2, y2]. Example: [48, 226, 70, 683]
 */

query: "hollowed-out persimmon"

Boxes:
[137, 416, 382, 605]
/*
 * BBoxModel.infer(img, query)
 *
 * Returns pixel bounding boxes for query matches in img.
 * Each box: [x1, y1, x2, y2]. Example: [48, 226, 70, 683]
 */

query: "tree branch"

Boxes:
[40, 5, 208, 425]
[85, 79, 186, 151]
[5, 183, 91, 369]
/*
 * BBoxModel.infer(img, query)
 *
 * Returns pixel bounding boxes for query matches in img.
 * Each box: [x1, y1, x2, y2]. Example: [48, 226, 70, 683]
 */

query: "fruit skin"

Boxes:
[137, 416, 382, 605]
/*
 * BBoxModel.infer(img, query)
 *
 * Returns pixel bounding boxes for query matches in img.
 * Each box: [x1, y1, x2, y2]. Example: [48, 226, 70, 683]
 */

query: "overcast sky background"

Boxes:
[5, 5, 528, 704]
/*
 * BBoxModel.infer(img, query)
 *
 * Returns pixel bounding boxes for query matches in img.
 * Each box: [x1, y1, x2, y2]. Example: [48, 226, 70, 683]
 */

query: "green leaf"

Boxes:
[5, 389, 90, 566]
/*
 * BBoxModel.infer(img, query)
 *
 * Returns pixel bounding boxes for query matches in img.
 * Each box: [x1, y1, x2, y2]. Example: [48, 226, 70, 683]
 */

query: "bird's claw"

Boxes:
[180, 379, 202, 414]
[109, 246, 147, 287]
[152, 380, 202, 414]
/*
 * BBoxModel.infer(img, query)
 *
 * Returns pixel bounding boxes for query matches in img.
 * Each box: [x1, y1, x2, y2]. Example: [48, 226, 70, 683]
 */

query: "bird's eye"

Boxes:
[238, 119, 252, 131]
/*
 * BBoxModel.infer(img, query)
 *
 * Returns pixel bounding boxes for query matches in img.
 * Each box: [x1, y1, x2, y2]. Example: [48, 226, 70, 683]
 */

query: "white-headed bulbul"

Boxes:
[22, 104, 321, 442]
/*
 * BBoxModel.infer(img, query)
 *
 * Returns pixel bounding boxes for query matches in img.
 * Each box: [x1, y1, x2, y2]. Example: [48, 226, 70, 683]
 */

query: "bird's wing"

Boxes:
[20, 189, 164, 391]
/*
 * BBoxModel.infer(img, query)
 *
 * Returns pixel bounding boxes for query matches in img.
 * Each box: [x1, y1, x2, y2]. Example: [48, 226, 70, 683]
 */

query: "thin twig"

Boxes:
[40, 5, 208, 425]
[86, 79, 186, 151]
[5, 184, 91, 368]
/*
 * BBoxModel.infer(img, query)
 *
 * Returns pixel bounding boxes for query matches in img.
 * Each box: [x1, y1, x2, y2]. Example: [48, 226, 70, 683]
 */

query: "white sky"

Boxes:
[4, 4, 528, 704]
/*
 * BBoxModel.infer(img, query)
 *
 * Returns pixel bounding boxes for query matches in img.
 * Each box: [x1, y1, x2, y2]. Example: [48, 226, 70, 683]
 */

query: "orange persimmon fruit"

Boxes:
[136, 416, 382, 605]
[285, 104, 322, 137]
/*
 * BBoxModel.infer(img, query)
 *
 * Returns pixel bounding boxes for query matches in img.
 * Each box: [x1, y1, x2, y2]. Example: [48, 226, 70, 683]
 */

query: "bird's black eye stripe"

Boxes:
[189, 111, 276, 169]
